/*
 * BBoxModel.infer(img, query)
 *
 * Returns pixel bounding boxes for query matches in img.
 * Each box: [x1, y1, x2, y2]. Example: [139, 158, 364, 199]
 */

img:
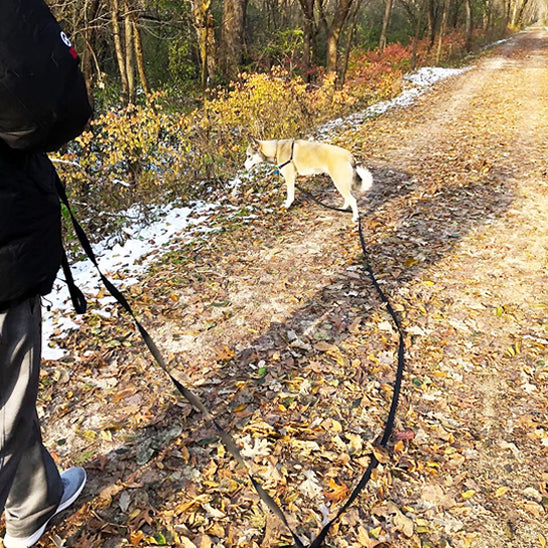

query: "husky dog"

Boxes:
[244, 138, 373, 221]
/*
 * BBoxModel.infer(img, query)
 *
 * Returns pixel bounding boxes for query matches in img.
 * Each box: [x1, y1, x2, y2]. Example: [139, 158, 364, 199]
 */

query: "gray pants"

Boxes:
[0, 296, 63, 538]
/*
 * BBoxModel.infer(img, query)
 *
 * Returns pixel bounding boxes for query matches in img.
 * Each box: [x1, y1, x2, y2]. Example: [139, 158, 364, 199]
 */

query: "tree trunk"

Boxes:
[379, 0, 394, 51]
[82, 0, 101, 102]
[205, 11, 217, 83]
[465, 0, 473, 51]
[325, 0, 355, 75]
[326, 32, 338, 74]
[111, 0, 128, 99]
[124, 0, 135, 103]
[504, 0, 512, 30]
[297, 0, 316, 80]
[512, 0, 530, 27]
[191, 0, 216, 90]
[340, 0, 362, 84]
[411, 0, 426, 68]
[426, 0, 438, 48]
[317, 0, 329, 46]
[220, 0, 248, 82]
[435, 0, 450, 63]
[132, 14, 149, 94]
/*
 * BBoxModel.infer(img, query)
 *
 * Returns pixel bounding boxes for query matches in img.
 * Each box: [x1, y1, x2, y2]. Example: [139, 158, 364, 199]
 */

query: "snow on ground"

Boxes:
[42, 65, 469, 359]
[315, 67, 469, 138]
[43, 202, 217, 359]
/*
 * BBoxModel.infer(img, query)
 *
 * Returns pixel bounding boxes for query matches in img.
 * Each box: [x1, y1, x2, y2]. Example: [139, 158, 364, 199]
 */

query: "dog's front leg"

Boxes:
[281, 166, 296, 210]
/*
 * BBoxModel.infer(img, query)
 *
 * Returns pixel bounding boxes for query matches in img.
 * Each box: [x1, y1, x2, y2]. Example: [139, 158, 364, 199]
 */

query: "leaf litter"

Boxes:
[22, 29, 548, 548]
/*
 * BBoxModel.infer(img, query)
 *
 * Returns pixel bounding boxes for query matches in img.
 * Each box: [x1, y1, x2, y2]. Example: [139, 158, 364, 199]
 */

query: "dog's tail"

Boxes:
[355, 165, 373, 192]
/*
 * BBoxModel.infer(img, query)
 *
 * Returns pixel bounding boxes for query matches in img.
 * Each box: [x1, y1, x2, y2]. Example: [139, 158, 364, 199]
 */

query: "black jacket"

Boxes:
[0, 0, 92, 152]
[0, 143, 63, 309]
[0, 0, 91, 310]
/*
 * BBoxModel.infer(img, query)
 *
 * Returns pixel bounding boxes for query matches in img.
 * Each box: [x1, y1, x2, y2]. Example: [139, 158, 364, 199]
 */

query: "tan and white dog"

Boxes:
[244, 138, 373, 221]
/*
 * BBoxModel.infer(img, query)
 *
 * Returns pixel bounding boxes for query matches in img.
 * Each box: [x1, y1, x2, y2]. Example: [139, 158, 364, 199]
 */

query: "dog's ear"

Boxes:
[249, 136, 259, 148]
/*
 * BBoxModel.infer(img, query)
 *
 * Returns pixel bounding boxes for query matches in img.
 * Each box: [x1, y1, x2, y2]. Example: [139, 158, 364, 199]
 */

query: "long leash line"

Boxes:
[296, 185, 406, 546]
[56, 175, 307, 548]
[296, 185, 405, 442]
[56, 176, 405, 547]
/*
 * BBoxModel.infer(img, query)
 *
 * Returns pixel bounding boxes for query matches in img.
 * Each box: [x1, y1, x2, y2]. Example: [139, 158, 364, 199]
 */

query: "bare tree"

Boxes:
[464, 0, 473, 51]
[410, 0, 426, 67]
[190, 0, 216, 89]
[220, 0, 249, 81]
[510, 0, 532, 26]
[132, 8, 150, 94]
[379, 0, 394, 50]
[45, 0, 521, 105]
[316, 0, 358, 75]
[436, 0, 451, 62]
[124, 0, 136, 102]
[326, 0, 356, 73]
[106, 0, 151, 103]
[297, 0, 317, 78]
[112, 0, 129, 99]
[340, 0, 364, 83]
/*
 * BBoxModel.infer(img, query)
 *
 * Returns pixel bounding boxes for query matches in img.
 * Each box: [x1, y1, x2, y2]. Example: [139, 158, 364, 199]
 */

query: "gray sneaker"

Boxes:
[3, 467, 86, 548]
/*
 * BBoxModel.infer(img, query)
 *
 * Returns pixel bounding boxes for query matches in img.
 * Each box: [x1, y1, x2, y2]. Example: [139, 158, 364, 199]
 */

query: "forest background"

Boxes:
[47, 0, 545, 240]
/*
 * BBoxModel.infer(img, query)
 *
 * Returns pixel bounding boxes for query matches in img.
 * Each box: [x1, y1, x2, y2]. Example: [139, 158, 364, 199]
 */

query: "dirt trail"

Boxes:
[347, 27, 548, 547]
[33, 28, 548, 548]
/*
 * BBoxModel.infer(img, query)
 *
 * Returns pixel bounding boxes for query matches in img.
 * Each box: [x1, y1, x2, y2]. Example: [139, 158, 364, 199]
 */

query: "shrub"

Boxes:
[205, 68, 313, 139]
[52, 92, 194, 238]
[345, 42, 412, 106]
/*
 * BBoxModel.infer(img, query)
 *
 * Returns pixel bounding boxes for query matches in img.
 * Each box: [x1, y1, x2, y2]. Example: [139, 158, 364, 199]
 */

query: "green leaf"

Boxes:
[153, 531, 167, 545]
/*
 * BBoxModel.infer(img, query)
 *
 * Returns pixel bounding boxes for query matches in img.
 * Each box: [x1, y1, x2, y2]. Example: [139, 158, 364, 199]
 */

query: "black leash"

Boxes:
[296, 185, 406, 547]
[56, 175, 405, 547]
[56, 175, 306, 548]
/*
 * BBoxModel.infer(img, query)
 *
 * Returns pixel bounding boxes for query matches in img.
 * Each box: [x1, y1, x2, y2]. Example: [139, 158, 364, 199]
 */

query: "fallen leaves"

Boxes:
[372, 501, 414, 538]
[36, 31, 548, 548]
[299, 470, 324, 500]
[325, 478, 350, 502]
[494, 486, 510, 498]
[420, 484, 455, 510]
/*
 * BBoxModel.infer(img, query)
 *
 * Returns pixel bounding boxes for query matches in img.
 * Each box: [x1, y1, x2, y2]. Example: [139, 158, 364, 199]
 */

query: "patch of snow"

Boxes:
[42, 200, 218, 359]
[316, 67, 470, 138]
[482, 36, 512, 51]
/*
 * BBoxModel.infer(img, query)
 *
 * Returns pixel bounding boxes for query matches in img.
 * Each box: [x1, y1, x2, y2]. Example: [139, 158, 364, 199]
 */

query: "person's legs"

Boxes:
[0, 297, 63, 538]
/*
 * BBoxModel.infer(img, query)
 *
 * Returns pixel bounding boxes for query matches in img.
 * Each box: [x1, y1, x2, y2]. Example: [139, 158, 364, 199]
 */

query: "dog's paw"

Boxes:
[283, 200, 294, 210]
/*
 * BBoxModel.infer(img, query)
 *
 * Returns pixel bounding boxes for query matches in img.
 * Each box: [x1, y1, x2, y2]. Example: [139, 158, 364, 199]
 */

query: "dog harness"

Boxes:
[276, 139, 295, 170]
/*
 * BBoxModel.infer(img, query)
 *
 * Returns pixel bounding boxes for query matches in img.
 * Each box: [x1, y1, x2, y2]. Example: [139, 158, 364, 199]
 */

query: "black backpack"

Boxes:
[0, 0, 92, 151]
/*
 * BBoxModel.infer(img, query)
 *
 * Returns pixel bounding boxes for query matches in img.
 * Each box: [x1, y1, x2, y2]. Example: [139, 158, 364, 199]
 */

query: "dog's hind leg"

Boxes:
[343, 194, 359, 221]
[332, 169, 359, 221]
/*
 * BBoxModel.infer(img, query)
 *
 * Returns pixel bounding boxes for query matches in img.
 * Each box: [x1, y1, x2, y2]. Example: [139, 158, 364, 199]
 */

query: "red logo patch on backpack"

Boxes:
[60, 31, 78, 58]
